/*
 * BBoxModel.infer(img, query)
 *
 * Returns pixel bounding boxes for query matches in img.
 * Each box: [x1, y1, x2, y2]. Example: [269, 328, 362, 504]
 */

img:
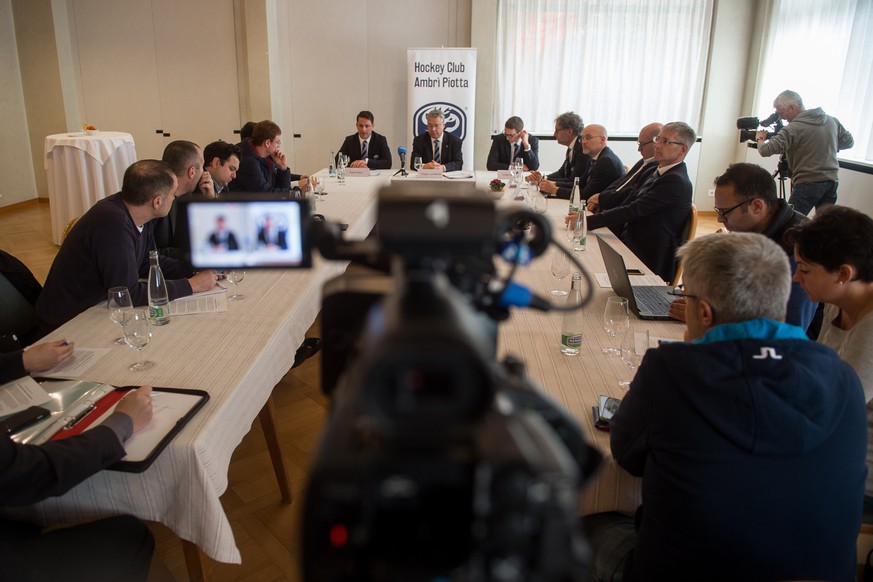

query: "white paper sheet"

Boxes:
[0, 377, 50, 416]
[38, 348, 110, 379]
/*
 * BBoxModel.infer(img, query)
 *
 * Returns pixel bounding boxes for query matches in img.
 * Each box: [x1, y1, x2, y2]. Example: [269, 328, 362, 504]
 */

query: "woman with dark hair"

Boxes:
[789, 205, 873, 520]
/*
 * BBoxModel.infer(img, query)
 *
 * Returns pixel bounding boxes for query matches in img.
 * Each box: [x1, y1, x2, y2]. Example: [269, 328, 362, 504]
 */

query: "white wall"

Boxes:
[0, 0, 39, 207]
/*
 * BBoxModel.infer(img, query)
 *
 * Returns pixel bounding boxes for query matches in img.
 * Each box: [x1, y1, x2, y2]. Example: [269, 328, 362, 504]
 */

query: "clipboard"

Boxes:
[47, 386, 209, 473]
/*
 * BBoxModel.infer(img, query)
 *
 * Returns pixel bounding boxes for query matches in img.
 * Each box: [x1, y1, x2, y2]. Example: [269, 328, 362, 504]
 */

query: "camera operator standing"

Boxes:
[756, 89, 854, 215]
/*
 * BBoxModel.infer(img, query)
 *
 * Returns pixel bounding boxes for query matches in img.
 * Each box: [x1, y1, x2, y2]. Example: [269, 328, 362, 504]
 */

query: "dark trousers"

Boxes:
[0, 515, 153, 582]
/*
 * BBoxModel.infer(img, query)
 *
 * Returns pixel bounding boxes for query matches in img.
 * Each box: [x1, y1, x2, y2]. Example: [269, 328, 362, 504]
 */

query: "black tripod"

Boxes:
[774, 154, 791, 199]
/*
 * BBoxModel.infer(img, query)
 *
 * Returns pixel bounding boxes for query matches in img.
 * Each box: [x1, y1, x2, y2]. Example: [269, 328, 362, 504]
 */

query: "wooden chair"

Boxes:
[62, 216, 79, 243]
[670, 203, 698, 286]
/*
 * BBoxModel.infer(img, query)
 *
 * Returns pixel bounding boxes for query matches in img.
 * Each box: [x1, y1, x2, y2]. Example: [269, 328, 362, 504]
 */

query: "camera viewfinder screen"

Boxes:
[186, 199, 310, 269]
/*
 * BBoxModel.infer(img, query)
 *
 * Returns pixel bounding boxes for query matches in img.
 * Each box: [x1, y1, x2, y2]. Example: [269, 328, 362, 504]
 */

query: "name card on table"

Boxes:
[418, 168, 444, 177]
[497, 170, 514, 180]
[345, 167, 370, 177]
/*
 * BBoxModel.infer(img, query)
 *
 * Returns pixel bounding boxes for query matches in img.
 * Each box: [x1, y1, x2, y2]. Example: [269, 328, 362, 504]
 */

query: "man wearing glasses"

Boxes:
[586, 233, 865, 581]
[575, 124, 625, 201]
[486, 116, 539, 171]
[584, 121, 695, 282]
[528, 111, 591, 199]
[668, 163, 816, 331]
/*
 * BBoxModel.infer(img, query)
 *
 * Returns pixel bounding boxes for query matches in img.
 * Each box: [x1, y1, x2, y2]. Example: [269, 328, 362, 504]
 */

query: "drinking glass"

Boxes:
[619, 328, 649, 389]
[550, 251, 570, 296]
[336, 155, 347, 185]
[413, 156, 423, 172]
[123, 308, 154, 372]
[602, 296, 630, 356]
[314, 176, 326, 199]
[531, 189, 548, 214]
[107, 286, 132, 345]
[226, 269, 245, 301]
[508, 160, 521, 187]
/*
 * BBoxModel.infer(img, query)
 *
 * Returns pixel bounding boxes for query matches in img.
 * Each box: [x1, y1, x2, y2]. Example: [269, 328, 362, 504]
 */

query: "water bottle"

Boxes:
[560, 272, 583, 356]
[147, 250, 170, 325]
[573, 208, 587, 252]
[328, 151, 336, 177]
[568, 177, 580, 214]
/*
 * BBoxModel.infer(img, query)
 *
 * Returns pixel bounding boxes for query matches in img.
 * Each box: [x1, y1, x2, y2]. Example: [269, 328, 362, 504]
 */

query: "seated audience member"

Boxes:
[581, 122, 695, 282]
[337, 111, 392, 170]
[669, 163, 816, 331]
[530, 111, 591, 199]
[36, 160, 217, 333]
[411, 108, 464, 172]
[575, 124, 625, 200]
[238, 121, 256, 144]
[230, 120, 308, 193]
[586, 122, 662, 235]
[486, 116, 540, 171]
[1, 342, 155, 581]
[787, 205, 873, 521]
[154, 140, 212, 253]
[202, 140, 242, 196]
[586, 232, 865, 582]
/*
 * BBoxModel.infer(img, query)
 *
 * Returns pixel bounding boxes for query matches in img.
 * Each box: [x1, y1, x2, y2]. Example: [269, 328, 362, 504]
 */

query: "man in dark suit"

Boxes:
[230, 120, 308, 194]
[337, 111, 392, 170]
[577, 124, 625, 200]
[257, 214, 287, 250]
[486, 116, 540, 171]
[411, 108, 463, 172]
[1, 341, 155, 581]
[586, 121, 695, 282]
[530, 111, 591, 199]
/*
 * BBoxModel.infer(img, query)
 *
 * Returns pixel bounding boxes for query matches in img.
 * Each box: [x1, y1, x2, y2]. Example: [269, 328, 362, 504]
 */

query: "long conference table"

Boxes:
[5, 169, 684, 573]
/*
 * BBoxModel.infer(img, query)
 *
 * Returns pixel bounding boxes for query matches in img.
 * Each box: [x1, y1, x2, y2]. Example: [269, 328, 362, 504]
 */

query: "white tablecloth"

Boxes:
[2, 171, 385, 563]
[45, 131, 137, 244]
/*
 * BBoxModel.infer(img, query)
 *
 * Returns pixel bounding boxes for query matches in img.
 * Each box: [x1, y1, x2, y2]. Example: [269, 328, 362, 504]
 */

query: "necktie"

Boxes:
[434, 139, 441, 163]
[361, 140, 368, 159]
[635, 168, 660, 197]
[513, 143, 520, 163]
[564, 147, 572, 175]
[616, 160, 655, 192]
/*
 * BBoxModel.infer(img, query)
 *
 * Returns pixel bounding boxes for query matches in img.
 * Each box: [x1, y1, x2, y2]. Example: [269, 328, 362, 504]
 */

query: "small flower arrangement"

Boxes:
[82, 123, 98, 135]
[490, 178, 506, 192]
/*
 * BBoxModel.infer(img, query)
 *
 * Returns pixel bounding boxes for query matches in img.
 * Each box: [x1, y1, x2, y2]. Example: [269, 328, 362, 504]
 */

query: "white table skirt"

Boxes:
[45, 132, 137, 244]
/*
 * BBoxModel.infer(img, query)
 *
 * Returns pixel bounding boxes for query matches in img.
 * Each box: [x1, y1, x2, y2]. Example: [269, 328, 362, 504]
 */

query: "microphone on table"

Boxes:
[394, 146, 408, 177]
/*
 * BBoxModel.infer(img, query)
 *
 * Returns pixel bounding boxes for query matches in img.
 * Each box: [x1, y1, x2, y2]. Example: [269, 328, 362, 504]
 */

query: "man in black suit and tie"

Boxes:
[585, 122, 695, 282]
[577, 124, 625, 200]
[257, 214, 287, 250]
[529, 111, 591, 199]
[486, 116, 540, 171]
[337, 111, 392, 170]
[411, 109, 463, 172]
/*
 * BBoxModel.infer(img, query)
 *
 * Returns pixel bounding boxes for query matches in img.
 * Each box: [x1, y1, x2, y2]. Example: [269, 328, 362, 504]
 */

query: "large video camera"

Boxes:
[303, 186, 601, 581]
[736, 110, 783, 143]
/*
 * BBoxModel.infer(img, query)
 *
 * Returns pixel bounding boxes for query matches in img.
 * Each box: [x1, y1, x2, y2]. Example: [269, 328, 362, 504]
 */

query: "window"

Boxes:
[755, 0, 873, 162]
[494, 0, 714, 135]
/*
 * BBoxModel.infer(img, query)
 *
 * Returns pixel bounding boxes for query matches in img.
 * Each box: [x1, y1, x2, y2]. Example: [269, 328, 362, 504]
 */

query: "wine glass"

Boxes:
[550, 251, 570, 296]
[123, 308, 154, 372]
[226, 269, 245, 301]
[602, 296, 629, 356]
[619, 328, 649, 389]
[107, 286, 132, 345]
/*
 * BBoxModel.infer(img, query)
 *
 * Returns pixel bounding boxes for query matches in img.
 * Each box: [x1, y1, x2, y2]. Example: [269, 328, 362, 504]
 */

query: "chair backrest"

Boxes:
[0, 250, 42, 345]
[670, 203, 698, 286]
[62, 216, 80, 243]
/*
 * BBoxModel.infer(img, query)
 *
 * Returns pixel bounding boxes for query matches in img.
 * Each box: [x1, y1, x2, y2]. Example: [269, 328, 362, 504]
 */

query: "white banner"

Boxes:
[407, 48, 477, 171]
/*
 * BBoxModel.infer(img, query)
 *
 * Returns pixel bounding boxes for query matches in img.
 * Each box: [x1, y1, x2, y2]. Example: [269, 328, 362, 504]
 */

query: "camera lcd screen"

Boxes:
[184, 197, 311, 269]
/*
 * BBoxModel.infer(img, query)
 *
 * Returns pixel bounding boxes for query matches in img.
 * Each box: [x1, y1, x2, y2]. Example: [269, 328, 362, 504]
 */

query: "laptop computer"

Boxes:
[596, 235, 675, 320]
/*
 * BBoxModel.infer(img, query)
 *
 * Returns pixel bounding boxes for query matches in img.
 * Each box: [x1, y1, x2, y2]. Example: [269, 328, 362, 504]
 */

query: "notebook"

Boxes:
[597, 235, 675, 320]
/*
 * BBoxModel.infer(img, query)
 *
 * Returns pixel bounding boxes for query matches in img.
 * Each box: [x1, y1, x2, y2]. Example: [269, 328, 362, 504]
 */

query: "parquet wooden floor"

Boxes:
[0, 198, 720, 581]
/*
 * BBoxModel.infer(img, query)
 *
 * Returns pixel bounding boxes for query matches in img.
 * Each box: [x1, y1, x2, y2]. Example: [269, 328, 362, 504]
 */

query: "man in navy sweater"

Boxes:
[587, 233, 866, 581]
[36, 160, 217, 334]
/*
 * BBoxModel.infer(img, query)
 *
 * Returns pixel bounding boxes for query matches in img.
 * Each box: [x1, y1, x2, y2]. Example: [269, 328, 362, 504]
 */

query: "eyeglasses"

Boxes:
[637, 138, 654, 147]
[581, 134, 603, 141]
[713, 199, 752, 219]
[653, 137, 684, 146]
[504, 132, 519, 139]
[668, 284, 698, 299]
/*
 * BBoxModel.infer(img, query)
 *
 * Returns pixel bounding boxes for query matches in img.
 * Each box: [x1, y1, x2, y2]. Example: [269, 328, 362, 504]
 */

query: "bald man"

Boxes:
[578, 124, 625, 201]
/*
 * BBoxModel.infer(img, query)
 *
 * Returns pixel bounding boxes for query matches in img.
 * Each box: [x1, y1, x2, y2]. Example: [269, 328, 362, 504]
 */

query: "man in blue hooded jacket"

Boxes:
[587, 232, 866, 581]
